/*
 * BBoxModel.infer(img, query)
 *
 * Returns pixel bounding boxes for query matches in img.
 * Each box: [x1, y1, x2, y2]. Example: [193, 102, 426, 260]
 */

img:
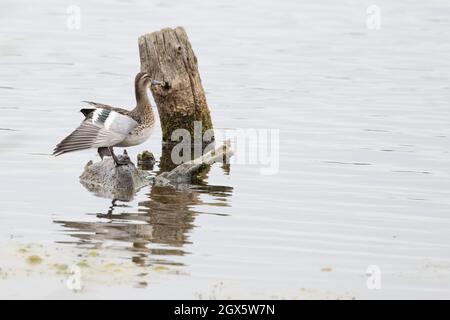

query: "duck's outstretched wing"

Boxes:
[53, 108, 138, 156]
[81, 101, 130, 117]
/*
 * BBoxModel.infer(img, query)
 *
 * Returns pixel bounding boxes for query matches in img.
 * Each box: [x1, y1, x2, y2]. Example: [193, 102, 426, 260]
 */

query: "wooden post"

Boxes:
[138, 27, 214, 144]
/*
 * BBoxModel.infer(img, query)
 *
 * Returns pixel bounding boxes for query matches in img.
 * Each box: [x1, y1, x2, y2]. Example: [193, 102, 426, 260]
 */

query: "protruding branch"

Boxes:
[155, 141, 233, 186]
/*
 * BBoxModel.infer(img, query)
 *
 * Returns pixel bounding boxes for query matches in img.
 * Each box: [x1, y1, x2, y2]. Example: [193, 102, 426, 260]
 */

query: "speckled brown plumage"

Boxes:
[53, 72, 160, 165]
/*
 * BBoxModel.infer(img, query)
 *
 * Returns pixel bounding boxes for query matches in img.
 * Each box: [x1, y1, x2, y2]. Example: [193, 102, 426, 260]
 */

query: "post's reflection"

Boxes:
[54, 164, 233, 267]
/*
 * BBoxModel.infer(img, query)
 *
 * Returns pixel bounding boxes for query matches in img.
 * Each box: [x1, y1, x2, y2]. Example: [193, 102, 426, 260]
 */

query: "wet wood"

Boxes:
[138, 26, 214, 143]
[155, 141, 233, 186]
[79, 142, 233, 199]
[79, 152, 150, 201]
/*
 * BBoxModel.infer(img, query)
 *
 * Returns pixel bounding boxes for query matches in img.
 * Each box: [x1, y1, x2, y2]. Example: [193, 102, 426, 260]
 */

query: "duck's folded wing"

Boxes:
[53, 108, 138, 156]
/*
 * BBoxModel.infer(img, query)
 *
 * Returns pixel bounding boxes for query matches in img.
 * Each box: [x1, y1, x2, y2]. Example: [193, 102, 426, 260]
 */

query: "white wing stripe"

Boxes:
[91, 109, 138, 136]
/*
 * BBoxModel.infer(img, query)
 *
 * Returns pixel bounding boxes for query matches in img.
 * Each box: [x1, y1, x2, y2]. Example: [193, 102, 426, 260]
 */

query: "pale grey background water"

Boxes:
[1, 0, 450, 299]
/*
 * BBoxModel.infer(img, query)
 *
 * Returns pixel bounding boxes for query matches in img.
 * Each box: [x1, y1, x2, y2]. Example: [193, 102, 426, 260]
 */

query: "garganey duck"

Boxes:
[53, 72, 162, 165]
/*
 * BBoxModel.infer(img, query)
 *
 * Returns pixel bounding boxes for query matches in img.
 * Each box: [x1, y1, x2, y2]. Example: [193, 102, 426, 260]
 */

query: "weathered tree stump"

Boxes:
[138, 27, 214, 143]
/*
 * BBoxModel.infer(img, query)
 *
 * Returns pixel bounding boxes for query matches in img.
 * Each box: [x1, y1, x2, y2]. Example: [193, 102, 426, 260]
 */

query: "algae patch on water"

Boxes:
[153, 265, 169, 272]
[77, 260, 90, 268]
[26, 255, 43, 265]
[51, 263, 69, 274]
[88, 251, 99, 257]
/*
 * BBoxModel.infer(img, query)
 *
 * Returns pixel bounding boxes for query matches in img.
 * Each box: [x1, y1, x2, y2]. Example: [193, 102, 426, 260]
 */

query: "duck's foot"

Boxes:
[108, 147, 129, 166]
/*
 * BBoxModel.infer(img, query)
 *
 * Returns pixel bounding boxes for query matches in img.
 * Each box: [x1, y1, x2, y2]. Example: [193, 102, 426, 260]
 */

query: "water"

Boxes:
[1, 0, 450, 299]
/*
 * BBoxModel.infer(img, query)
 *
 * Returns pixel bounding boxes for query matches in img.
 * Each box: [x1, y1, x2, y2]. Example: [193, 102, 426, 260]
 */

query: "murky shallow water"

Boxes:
[1, 0, 450, 299]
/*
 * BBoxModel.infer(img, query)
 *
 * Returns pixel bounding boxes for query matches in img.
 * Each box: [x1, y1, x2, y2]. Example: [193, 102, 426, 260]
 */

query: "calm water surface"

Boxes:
[1, 0, 450, 298]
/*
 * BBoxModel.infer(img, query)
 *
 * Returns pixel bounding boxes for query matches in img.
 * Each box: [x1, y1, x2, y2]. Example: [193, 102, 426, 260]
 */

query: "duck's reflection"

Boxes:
[54, 165, 233, 267]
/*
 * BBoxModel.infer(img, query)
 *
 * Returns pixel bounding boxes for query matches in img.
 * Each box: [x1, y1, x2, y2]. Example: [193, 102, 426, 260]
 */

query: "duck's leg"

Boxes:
[108, 147, 127, 166]
[97, 147, 111, 160]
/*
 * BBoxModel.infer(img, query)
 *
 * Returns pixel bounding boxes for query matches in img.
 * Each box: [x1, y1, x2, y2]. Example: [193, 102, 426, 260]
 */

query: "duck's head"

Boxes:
[135, 72, 162, 89]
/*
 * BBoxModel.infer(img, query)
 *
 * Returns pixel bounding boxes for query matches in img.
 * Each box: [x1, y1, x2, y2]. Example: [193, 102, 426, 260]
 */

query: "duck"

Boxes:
[53, 72, 162, 166]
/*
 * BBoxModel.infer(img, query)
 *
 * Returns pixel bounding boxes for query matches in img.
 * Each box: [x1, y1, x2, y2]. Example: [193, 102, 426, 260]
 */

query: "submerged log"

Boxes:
[154, 141, 233, 186]
[79, 142, 233, 198]
[138, 27, 214, 143]
[79, 152, 150, 201]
